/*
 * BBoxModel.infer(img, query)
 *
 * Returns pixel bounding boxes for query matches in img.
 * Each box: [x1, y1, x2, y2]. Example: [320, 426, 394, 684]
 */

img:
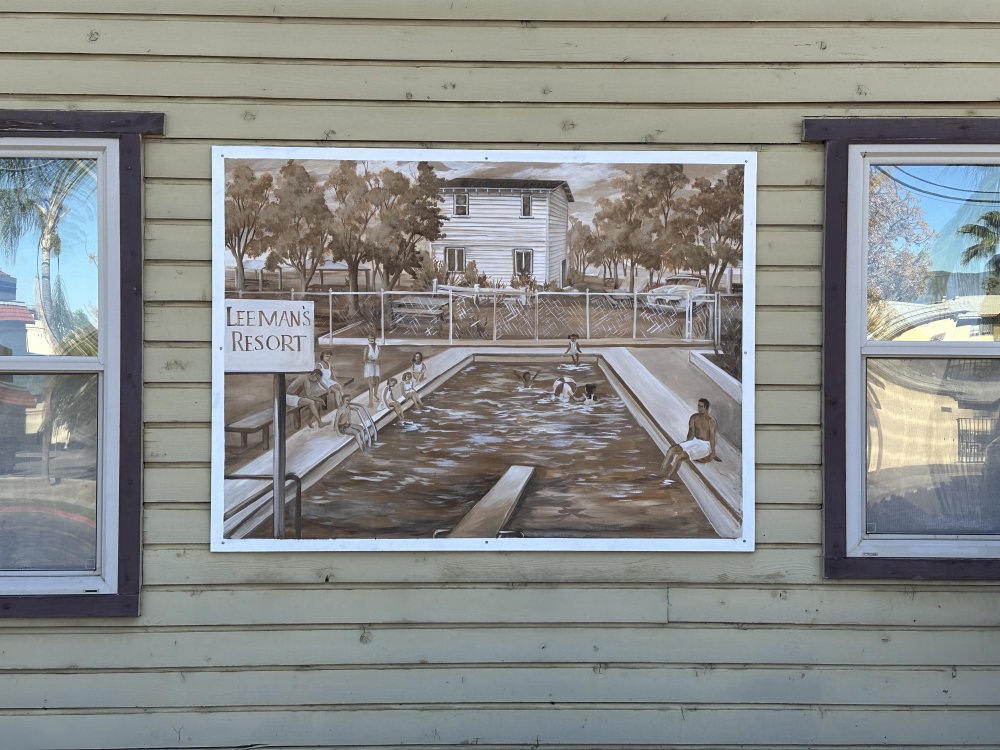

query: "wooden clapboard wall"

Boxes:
[2, 3, 999, 747]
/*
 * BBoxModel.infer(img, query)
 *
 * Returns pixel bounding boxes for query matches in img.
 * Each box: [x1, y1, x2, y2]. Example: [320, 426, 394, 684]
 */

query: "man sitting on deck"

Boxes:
[660, 397, 720, 481]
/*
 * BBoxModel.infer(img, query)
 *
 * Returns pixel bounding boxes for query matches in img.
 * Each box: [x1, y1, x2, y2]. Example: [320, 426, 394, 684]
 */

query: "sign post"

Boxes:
[224, 298, 315, 538]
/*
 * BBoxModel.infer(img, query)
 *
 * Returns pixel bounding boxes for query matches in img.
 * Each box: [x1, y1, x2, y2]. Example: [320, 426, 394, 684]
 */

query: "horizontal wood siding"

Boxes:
[1, 5, 998, 748]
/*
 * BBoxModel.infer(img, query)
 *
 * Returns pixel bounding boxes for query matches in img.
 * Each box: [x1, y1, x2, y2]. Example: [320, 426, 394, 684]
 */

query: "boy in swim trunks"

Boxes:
[660, 397, 721, 480]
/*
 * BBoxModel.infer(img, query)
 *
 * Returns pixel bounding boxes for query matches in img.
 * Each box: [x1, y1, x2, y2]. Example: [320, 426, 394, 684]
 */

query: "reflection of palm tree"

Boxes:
[957, 210, 1000, 276]
[0, 157, 96, 327]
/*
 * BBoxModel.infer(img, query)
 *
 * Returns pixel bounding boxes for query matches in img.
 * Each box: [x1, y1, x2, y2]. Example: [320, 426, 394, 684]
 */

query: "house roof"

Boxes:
[0, 302, 34, 323]
[0, 382, 36, 408]
[441, 178, 574, 202]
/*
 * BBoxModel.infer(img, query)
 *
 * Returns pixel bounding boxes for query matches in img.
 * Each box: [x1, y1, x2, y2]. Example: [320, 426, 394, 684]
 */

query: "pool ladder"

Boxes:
[349, 404, 378, 449]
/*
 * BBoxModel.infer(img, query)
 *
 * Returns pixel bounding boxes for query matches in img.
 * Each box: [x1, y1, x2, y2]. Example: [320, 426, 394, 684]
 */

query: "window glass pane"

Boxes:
[865, 357, 1000, 535]
[0, 373, 98, 570]
[867, 164, 1000, 342]
[0, 157, 100, 356]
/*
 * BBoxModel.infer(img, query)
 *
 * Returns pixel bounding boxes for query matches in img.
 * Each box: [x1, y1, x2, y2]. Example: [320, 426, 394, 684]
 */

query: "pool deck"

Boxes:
[223, 344, 744, 538]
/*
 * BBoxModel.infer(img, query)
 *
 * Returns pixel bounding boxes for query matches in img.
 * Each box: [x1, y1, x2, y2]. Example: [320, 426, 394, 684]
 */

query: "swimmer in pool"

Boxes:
[552, 376, 578, 401]
[575, 383, 598, 403]
[513, 369, 539, 387]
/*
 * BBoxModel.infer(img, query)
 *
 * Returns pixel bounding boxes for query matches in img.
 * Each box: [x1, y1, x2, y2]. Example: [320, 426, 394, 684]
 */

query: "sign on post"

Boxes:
[224, 299, 315, 373]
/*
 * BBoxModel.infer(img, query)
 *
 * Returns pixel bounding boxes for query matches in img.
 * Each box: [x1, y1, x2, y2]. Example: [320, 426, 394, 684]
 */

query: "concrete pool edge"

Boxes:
[223, 345, 744, 543]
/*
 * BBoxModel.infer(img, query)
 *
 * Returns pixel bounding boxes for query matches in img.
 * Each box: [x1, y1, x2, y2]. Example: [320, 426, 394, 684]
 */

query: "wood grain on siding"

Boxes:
[3, 4, 1000, 748]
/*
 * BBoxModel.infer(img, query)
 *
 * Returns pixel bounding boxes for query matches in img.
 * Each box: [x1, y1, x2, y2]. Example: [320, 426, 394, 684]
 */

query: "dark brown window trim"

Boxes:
[0, 110, 163, 617]
[804, 117, 1000, 580]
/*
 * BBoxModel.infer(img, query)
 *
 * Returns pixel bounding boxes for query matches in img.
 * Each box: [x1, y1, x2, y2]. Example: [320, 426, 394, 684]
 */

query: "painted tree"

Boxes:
[224, 165, 273, 291]
[365, 162, 445, 291]
[260, 161, 332, 292]
[566, 216, 595, 278]
[957, 209, 1000, 278]
[684, 166, 745, 292]
[640, 163, 690, 285]
[593, 169, 648, 292]
[325, 161, 380, 304]
[0, 156, 96, 332]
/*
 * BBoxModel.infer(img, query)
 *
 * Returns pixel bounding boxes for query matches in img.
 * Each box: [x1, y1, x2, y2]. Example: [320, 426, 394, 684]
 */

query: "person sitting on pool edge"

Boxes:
[400, 371, 424, 411]
[380, 377, 407, 420]
[287, 369, 330, 428]
[659, 397, 721, 480]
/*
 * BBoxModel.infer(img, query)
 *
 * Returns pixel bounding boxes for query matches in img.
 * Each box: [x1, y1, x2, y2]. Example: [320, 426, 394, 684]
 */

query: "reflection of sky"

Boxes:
[226, 157, 732, 226]
[0, 181, 99, 317]
[878, 164, 1000, 274]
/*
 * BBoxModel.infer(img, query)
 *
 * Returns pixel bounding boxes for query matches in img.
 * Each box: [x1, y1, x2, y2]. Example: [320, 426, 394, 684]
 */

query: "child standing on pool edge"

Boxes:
[564, 333, 582, 365]
[362, 334, 381, 408]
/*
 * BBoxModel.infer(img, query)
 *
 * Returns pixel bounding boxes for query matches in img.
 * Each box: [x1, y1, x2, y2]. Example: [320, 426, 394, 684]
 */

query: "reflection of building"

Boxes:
[0, 370, 36, 472]
[0, 271, 35, 356]
[431, 178, 573, 286]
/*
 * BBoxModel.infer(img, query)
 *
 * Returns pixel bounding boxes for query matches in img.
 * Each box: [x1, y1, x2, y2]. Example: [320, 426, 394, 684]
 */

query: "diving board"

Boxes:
[449, 465, 534, 538]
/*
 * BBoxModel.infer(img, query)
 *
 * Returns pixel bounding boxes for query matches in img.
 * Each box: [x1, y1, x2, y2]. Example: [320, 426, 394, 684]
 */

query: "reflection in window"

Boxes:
[0, 157, 99, 355]
[866, 358, 1000, 535]
[867, 164, 1000, 342]
[0, 373, 98, 570]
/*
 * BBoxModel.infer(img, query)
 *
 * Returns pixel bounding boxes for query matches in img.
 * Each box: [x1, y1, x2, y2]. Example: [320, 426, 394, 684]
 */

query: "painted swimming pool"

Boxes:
[284, 361, 719, 540]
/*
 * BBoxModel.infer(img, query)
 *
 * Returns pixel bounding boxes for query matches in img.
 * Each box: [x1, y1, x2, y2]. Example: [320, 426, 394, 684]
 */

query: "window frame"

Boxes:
[453, 192, 469, 217]
[513, 247, 533, 276]
[520, 193, 532, 218]
[444, 246, 466, 273]
[805, 117, 1000, 579]
[0, 110, 163, 617]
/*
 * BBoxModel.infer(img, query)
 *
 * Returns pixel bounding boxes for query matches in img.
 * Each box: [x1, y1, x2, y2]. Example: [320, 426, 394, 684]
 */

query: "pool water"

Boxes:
[293, 361, 718, 539]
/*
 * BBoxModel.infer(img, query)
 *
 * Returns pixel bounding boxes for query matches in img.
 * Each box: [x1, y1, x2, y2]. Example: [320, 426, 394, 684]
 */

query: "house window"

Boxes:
[805, 118, 1000, 579]
[513, 248, 533, 276]
[520, 193, 532, 217]
[0, 111, 162, 616]
[445, 247, 466, 273]
[454, 193, 468, 217]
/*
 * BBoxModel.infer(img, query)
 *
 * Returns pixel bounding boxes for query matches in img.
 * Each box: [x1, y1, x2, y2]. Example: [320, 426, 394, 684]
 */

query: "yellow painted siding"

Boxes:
[1, 4, 998, 749]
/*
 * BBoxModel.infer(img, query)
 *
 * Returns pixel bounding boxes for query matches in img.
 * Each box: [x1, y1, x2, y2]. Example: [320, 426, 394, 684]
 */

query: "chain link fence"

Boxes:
[227, 287, 738, 345]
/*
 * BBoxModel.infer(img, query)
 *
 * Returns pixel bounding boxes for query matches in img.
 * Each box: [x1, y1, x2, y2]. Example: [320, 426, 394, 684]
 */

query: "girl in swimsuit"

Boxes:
[410, 352, 427, 383]
[362, 335, 381, 407]
[401, 371, 424, 411]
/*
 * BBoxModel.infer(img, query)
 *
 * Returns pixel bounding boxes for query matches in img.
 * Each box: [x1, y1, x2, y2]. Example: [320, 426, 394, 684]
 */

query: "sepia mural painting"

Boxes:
[210, 148, 756, 551]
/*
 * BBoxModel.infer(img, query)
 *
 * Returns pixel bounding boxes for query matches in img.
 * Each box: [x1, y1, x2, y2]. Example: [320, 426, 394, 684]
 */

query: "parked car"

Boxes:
[641, 275, 706, 311]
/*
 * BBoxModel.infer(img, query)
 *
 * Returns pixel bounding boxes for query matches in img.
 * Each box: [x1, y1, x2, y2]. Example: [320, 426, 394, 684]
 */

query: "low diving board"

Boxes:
[449, 465, 534, 538]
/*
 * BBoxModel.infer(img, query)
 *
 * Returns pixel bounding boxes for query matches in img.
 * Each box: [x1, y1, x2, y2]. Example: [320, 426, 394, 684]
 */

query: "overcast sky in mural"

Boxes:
[227, 158, 734, 226]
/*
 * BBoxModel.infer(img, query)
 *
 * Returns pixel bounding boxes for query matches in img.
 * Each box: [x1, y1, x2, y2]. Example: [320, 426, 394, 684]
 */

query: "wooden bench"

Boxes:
[225, 376, 355, 450]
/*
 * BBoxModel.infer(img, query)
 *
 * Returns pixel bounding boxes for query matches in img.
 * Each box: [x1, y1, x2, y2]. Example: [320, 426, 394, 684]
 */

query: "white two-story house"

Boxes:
[431, 178, 574, 287]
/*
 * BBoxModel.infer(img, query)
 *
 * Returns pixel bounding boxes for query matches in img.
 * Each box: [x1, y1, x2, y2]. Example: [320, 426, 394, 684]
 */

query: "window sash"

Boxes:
[845, 144, 1000, 559]
[454, 193, 468, 216]
[0, 139, 121, 595]
[520, 194, 532, 217]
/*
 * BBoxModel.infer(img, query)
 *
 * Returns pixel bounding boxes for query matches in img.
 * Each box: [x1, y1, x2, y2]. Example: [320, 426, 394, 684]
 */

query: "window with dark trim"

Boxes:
[445, 247, 466, 273]
[513, 248, 533, 276]
[805, 118, 1000, 579]
[0, 110, 163, 616]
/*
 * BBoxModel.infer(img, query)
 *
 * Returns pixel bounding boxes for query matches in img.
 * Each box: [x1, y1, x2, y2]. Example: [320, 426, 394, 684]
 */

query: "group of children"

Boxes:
[362, 335, 427, 421]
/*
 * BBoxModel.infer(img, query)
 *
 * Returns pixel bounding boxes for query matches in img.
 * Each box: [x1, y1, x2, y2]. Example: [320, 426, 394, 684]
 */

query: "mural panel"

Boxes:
[210, 148, 756, 551]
